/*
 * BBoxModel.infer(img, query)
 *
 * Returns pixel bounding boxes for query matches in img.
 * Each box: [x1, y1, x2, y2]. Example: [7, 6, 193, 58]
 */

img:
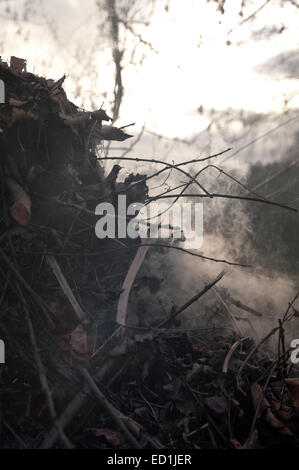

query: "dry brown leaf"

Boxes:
[264, 408, 293, 435]
[251, 383, 293, 435]
[163, 377, 182, 397]
[9, 98, 28, 107]
[11, 107, 37, 122]
[186, 362, 203, 382]
[267, 391, 294, 421]
[205, 395, 228, 415]
[284, 378, 299, 408]
[89, 428, 121, 447]
[69, 325, 90, 357]
[10, 56, 26, 73]
[5, 177, 31, 226]
[10, 203, 31, 226]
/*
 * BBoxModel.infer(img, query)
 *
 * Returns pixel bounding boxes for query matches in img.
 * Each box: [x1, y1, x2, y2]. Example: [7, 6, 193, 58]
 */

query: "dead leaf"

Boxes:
[177, 416, 190, 433]
[11, 107, 37, 122]
[133, 407, 151, 421]
[264, 408, 293, 435]
[251, 383, 293, 435]
[52, 302, 78, 336]
[5, 177, 31, 226]
[284, 378, 299, 408]
[163, 377, 182, 398]
[10, 56, 26, 73]
[267, 390, 294, 421]
[205, 396, 228, 415]
[187, 362, 203, 382]
[89, 428, 121, 447]
[9, 98, 28, 107]
[69, 325, 90, 357]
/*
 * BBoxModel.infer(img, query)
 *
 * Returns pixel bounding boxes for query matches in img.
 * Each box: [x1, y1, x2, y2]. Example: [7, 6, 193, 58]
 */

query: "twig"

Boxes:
[0, 248, 54, 327]
[118, 18, 159, 54]
[18, 285, 73, 449]
[252, 159, 299, 191]
[230, 298, 264, 318]
[223, 113, 299, 163]
[91, 326, 124, 361]
[41, 366, 163, 449]
[97, 151, 233, 197]
[140, 243, 250, 267]
[40, 389, 89, 449]
[238, 326, 280, 381]
[146, 192, 297, 212]
[144, 159, 280, 223]
[120, 124, 145, 159]
[2, 419, 28, 449]
[278, 320, 287, 379]
[46, 255, 88, 323]
[289, 0, 299, 8]
[244, 362, 276, 447]
[282, 291, 299, 322]
[157, 271, 226, 328]
[24, 241, 249, 267]
[105, 0, 123, 122]
[78, 366, 142, 448]
[185, 382, 228, 445]
[222, 337, 249, 374]
[119, 122, 135, 129]
[97, 147, 232, 173]
[200, 164, 279, 204]
[228, 0, 271, 35]
[212, 287, 244, 338]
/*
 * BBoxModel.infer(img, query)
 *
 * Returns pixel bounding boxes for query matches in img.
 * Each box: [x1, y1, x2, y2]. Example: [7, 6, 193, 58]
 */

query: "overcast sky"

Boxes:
[1, 0, 299, 164]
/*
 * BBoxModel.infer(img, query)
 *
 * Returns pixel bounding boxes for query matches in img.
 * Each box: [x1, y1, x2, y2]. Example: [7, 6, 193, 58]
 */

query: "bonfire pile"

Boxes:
[0, 57, 298, 449]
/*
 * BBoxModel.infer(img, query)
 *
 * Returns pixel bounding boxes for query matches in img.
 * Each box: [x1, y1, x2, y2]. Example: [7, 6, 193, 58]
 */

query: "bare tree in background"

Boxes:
[0, 0, 159, 119]
[102, 0, 123, 122]
[99, 0, 158, 122]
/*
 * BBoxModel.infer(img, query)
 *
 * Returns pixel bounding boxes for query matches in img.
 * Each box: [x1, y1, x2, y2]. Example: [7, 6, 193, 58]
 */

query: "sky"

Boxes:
[123, 0, 299, 136]
[1, 0, 299, 160]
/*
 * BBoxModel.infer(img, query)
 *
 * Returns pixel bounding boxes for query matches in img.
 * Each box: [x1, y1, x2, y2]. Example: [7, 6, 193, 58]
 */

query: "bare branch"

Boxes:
[147, 192, 297, 212]
[157, 271, 226, 328]
[228, 0, 271, 35]
[104, 0, 124, 122]
[118, 18, 159, 54]
[79, 366, 142, 449]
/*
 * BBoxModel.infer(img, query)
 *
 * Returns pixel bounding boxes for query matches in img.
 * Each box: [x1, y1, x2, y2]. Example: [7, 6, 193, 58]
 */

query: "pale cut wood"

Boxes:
[46, 255, 87, 323]
[116, 240, 150, 325]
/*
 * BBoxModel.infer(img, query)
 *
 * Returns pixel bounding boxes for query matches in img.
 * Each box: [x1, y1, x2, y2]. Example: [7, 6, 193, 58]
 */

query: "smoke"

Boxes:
[136, 136, 299, 348]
